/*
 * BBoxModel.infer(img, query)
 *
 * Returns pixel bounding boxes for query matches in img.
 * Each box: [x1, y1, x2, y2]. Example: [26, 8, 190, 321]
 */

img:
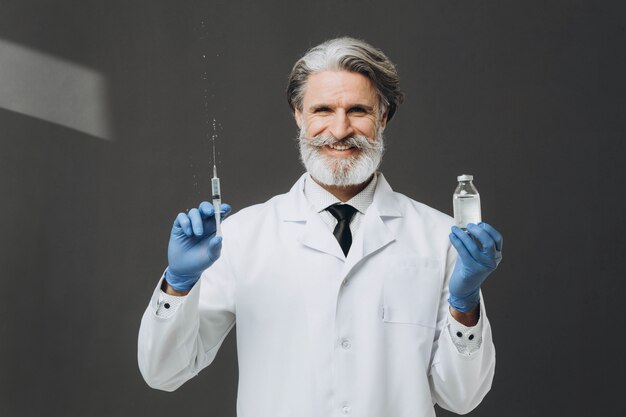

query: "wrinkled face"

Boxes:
[295, 71, 387, 187]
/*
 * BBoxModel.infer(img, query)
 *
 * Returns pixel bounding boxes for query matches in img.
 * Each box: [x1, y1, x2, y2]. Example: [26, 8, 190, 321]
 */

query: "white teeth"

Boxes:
[329, 144, 352, 151]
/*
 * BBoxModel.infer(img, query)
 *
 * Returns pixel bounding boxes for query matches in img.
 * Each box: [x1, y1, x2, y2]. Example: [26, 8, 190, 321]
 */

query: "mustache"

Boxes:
[301, 133, 383, 151]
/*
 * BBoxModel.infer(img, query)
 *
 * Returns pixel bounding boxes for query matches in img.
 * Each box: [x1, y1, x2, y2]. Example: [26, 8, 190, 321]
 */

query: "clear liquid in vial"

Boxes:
[453, 194, 481, 229]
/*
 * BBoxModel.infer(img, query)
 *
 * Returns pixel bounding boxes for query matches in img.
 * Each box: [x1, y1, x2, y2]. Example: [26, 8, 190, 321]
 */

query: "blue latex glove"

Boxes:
[448, 222, 503, 312]
[165, 202, 232, 291]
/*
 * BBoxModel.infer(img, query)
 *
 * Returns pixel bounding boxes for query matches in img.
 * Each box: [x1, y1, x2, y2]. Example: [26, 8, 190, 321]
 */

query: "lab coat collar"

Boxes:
[279, 172, 402, 221]
[280, 172, 402, 262]
[370, 173, 403, 218]
[349, 175, 402, 265]
[279, 173, 315, 222]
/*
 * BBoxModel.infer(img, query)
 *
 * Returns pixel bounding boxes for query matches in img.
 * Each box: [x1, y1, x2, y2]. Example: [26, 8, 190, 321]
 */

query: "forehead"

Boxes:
[302, 70, 378, 107]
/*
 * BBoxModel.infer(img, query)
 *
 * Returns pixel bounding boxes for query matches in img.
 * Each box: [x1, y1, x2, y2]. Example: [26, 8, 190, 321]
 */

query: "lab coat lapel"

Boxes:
[344, 173, 402, 272]
[279, 174, 346, 260]
[300, 212, 346, 260]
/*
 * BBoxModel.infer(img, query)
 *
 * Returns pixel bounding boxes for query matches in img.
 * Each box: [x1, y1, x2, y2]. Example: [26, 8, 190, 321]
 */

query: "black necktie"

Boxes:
[326, 204, 358, 256]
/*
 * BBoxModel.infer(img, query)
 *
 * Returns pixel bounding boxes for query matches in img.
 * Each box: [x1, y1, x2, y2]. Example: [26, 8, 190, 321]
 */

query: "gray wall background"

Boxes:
[1, 1, 625, 416]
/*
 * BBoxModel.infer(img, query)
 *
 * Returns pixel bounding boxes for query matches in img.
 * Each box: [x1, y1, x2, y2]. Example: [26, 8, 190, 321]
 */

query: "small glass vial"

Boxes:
[453, 174, 482, 229]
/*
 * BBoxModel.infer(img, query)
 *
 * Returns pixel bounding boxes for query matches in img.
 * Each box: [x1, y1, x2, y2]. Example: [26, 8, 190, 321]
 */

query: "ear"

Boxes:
[294, 109, 303, 129]
[380, 109, 388, 129]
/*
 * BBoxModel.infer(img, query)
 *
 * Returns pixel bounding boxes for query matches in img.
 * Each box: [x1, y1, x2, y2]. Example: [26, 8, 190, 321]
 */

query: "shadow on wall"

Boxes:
[0, 38, 112, 141]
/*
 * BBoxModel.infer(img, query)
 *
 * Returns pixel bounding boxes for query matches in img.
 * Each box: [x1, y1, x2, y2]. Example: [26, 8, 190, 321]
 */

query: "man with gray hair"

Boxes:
[139, 37, 503, 416]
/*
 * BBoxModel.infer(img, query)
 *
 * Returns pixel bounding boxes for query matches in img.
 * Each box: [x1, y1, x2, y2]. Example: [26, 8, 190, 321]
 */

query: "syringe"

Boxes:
[211, 164, 222, 237]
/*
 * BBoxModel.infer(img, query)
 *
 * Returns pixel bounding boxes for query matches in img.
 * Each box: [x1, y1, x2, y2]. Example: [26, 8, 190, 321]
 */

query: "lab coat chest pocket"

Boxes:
[382, 258, 441, 328]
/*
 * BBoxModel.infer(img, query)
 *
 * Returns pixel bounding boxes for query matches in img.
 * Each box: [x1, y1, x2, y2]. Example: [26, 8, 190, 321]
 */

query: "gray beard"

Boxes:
[298, 129, 385, 187]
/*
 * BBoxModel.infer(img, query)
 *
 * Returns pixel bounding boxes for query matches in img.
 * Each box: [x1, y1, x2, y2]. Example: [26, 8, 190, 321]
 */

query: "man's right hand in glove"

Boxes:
[164, 201, 232, 295]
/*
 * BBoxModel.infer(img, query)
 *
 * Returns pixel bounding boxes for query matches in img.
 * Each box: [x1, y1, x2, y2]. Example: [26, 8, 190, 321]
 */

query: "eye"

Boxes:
[313, 106, 331, 113]
[348, 106, 367, 114]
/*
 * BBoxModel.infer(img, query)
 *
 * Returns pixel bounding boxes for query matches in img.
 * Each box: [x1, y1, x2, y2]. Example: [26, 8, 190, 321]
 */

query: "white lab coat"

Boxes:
[138, 173, 495, 417]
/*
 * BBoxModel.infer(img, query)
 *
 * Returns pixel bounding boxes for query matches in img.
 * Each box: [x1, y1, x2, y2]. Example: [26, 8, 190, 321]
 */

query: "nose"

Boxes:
[328, 110, 354, 140]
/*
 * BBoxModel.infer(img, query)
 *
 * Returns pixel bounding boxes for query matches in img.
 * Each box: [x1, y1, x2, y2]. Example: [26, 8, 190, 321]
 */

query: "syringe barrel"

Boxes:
[211, 177, 221, 200]
[212, 198, 222, 237]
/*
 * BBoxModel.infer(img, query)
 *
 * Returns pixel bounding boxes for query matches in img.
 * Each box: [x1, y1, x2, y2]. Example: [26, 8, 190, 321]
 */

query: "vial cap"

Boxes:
[457, 174, 473, 182]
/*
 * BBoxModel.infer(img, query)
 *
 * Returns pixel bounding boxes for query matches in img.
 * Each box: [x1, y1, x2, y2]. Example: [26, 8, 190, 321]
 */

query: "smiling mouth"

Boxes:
[326, 143, 356, 151]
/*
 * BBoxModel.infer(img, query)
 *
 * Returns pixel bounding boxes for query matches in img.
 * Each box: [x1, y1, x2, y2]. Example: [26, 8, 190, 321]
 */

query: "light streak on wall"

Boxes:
[0, 38, 111, 140]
